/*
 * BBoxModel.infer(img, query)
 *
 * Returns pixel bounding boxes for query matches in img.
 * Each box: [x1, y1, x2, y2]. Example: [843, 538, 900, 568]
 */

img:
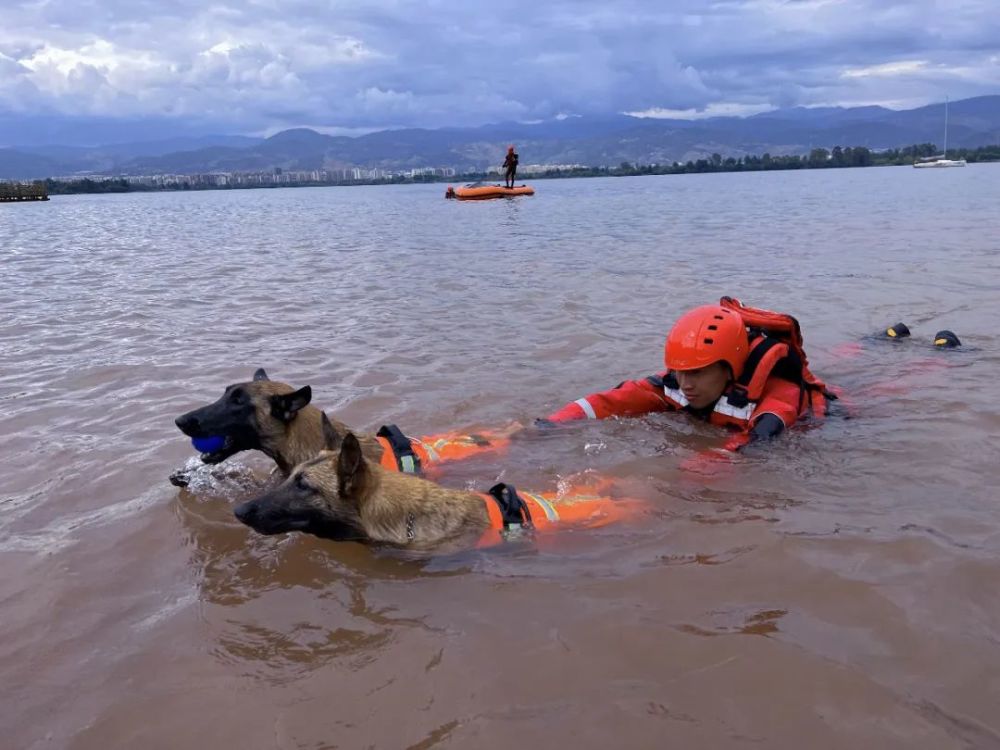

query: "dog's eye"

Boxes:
[295, 474, 311, 491]
[229, 389, 245, 404]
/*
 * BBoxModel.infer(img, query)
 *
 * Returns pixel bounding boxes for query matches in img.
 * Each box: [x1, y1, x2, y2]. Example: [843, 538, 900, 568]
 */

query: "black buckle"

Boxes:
[487, 483, 534, 533]
[376, 424, 422, 474]
[726, 385, 750, 408]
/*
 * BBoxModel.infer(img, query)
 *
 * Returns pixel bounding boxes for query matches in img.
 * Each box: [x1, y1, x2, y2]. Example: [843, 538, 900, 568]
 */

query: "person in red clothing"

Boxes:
[543, 297, 838, 453]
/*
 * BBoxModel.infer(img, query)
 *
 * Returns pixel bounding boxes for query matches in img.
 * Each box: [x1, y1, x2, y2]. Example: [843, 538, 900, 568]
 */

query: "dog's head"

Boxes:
[233, 415, 370, 539]
[174, 368, 313, 465]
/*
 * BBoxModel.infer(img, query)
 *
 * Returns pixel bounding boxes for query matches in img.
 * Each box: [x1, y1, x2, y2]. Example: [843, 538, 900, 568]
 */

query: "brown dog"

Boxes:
[172, 368, 513, 487]
[172, 368, 382, 486]
[233, 415, 645, 552]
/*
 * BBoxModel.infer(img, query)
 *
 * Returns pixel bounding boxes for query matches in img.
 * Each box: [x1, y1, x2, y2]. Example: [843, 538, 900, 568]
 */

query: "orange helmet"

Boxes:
[664, 305, 749, 375]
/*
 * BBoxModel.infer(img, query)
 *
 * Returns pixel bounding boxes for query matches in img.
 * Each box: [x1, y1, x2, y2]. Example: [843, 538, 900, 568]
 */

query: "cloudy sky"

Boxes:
[1, 0, 998, 144]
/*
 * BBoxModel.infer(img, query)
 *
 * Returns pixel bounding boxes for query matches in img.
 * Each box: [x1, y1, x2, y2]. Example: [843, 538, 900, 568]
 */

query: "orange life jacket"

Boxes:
[660, 297, 835, 428]
[475, 482, 646, 548]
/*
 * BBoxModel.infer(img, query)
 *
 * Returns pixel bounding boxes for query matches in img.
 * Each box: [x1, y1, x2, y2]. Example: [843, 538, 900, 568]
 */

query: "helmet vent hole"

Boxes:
[707, 325, 718, 331]
[704, 338, 714, 344]
[714, 314, 725, 320]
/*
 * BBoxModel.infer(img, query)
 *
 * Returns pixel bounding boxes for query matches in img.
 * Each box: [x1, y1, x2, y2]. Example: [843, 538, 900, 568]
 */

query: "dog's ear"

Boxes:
[337, 432, 366, 497]
[321, 412, 341, 451]
[253, 368, 270, 382]
[270, 385, 312, 422]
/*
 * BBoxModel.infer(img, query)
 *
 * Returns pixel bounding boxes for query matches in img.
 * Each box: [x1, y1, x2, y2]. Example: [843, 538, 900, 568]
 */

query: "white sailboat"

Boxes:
[913, 97, 967, 168]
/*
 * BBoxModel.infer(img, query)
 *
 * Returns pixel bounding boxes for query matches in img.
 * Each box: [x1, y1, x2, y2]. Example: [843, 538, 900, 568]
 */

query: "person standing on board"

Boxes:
[502, 146, 519, 188]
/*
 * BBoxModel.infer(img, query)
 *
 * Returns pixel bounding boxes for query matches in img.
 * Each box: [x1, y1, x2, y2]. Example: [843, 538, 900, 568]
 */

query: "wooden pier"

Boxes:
[0, 182, 49, 202]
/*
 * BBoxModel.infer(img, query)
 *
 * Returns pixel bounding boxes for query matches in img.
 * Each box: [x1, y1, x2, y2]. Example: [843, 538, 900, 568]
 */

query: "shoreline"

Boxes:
[19, 144, 1000, 196]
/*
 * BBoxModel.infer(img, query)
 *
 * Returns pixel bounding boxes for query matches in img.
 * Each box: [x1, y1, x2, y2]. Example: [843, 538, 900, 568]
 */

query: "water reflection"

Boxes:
[174, 486, 462, 680]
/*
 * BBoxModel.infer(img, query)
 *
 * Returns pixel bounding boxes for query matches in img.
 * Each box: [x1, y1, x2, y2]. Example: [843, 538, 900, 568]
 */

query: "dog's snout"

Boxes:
[175, 413, 199, 434]
[234, 501, 255, 524]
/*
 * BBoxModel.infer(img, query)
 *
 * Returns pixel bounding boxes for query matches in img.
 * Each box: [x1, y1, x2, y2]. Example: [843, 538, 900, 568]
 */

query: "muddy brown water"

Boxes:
[2, 168, 999, 749]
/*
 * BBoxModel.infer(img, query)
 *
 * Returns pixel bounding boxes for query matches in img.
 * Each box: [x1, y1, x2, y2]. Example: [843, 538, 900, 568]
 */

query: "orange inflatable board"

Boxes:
[446, 184, 535, 200]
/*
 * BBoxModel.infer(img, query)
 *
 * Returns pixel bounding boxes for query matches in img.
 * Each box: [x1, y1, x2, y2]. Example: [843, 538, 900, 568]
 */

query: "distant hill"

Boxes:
[0, 135, 263, 179]
[0, 149, 61, 180]
[2, 96, 998, 180]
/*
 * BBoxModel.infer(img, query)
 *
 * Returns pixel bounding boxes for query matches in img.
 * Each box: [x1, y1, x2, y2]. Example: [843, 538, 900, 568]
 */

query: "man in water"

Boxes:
[541, 299, 837, 454]
[502, 146, 519, 188]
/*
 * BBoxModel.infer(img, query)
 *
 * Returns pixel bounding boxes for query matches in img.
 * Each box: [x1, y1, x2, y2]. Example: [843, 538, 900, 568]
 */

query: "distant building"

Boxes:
[519, 163, 586, 174]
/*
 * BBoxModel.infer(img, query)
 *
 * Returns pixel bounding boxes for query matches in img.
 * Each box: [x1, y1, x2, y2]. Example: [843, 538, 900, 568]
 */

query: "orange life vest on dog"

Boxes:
[475, 483, 646, 548]
[376, 424, 512, 475]
[660, 297, 835, 427]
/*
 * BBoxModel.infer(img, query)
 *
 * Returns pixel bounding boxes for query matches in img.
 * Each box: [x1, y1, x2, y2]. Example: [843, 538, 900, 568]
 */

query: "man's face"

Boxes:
[674, 361, 732, 409]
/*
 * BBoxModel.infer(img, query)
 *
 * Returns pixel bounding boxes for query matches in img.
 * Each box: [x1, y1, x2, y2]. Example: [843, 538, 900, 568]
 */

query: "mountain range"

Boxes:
[2, 96, 999, 180]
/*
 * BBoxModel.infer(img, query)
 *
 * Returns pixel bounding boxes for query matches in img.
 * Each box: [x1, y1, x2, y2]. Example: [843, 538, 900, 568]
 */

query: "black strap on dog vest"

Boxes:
[376, 424, 422, 474]
[486, 483, 534, 529]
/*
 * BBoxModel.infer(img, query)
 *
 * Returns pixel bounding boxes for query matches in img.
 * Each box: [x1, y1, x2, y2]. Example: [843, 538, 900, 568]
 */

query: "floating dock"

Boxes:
[0, 182, 49, 202]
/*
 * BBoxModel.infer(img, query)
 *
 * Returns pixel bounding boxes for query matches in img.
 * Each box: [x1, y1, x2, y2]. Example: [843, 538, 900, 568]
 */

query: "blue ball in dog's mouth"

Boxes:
[192, 435, 226, 454]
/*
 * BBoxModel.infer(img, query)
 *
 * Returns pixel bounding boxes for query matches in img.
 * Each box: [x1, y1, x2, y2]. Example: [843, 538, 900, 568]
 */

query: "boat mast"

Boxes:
[943, 96, 949, 158]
